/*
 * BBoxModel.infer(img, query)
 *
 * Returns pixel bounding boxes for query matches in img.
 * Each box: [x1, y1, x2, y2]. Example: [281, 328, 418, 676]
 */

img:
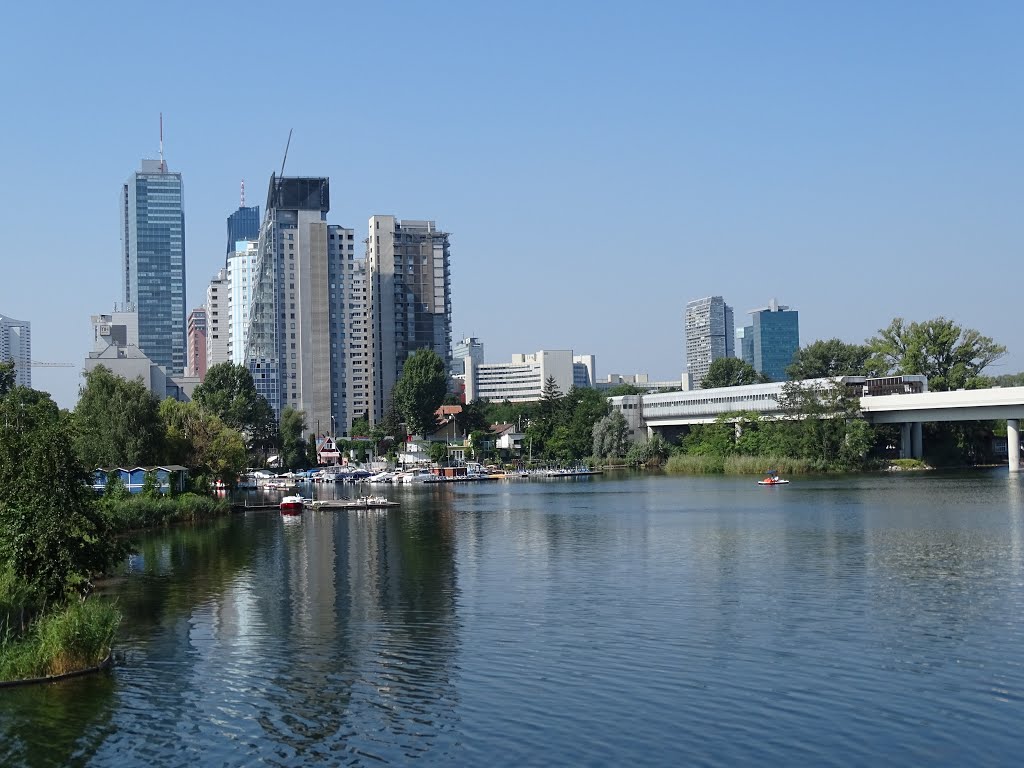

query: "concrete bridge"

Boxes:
[608, 376, 1024, 472]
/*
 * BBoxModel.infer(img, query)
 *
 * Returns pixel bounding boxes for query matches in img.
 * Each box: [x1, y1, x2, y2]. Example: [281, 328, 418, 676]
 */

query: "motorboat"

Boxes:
[280, 495, 306, 515]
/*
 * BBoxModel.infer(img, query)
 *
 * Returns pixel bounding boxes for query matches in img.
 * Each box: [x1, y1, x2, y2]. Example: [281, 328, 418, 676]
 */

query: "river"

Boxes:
[3, 471, 1024, 766]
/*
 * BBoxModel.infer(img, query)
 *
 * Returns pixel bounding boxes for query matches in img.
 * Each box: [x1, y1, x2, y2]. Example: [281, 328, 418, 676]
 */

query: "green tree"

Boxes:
[279, 407, 307, 469]
[191, 363, 277, 447]
[592, 410, 630, 459]
[456, 399, 491, 437]
[778, 380, 868, 469]
[158, 399, 246, 488]
[0, 388, 127, 603]
[391, 350, 448, 436]
[351, 416, 371, 438]
[786, 339, 874, 380]
[561, 387, 610, 459]
[427, 441, 449, 465]
[605, 383, 644, 396]
[74, 366, 164, 468]
[867, 317, 1006, 391]
[0, 360, 16, 397]
[984, 372, 1024, 387]
[701, 358, 769, 388]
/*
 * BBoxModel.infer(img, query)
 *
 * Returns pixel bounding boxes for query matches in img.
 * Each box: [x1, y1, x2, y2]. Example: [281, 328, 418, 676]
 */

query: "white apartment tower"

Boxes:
[0, 314, 31, 388]
[227, 239, 258, 365]
[685, 296, 734, 389]
[366, 216, 452, 424]
[206, 268, 230, 371]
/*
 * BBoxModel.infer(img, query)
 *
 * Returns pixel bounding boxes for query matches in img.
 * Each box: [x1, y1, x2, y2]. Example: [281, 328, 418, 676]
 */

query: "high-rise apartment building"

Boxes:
[226, 239, 258, 365]
[0, 314, 31, 388]
[121, 158, 186, 375]
[245, 175, 362, 437]
[206, 269, 229, 371]
[187, 307, 207, 380]
[685, 296, 734, 389]
[366, 216, 452, 424]
[747, 299, 799, 381]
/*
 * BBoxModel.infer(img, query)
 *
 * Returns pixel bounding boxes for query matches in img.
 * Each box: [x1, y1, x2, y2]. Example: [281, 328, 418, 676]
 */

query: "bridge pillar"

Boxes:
[900, 422, 912, 459]
[1009, 419, 1020, 473]
[911, 422, 923, 459]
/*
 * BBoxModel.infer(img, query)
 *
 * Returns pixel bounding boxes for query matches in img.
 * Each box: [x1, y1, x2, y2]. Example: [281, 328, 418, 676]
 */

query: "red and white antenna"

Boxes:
[240, 179, 246, 207]
[159, 113, 166, 172]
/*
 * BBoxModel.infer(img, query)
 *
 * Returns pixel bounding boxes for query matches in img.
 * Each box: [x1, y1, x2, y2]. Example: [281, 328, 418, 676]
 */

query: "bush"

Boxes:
[665, 454, 726, 474]
[0, 598, 120, 681]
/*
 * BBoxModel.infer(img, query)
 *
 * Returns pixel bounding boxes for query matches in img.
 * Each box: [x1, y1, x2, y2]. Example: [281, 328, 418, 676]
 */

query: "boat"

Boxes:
[280, 495, 306, 515]
[757, 471, 789, 486]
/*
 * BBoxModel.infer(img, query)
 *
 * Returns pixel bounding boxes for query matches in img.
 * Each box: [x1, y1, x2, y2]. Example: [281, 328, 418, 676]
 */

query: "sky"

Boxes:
[2, 1, 1022, 408]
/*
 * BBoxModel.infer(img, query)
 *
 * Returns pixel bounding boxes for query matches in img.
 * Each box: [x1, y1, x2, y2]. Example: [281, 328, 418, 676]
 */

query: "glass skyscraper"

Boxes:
[121, 159, 186, 375]
[226, 205, 260, 257]
[748, 299, 799, 381]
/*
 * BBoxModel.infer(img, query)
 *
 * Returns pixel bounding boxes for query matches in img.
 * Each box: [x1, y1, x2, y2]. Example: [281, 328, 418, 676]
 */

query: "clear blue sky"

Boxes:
[3, 1, 1021, 408]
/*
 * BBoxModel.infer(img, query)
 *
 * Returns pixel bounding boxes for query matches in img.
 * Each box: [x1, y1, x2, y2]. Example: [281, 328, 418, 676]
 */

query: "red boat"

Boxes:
[280, 495, 305, 515]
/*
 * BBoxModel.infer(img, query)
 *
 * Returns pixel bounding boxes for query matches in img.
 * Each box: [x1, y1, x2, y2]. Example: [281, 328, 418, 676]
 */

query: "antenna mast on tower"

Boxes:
[240, 179, 246, 208]
[159, 113, 166, 172]
[279, 129, 293, 178]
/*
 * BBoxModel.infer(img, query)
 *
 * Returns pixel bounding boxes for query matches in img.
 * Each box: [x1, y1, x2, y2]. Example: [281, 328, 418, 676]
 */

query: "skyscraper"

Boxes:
[121, 158, 186, 374]
[245, 175, 363, 436]
[747, 299, 799, 381]
[684, 296, 734, 389]
[227, 239, 258, 365]
[187, 307, 207, 380]
[226, 204, 260, 257]
[366, 216, 452, 424]
[0, 314, 31, 388]
[206, 268, 229, 371]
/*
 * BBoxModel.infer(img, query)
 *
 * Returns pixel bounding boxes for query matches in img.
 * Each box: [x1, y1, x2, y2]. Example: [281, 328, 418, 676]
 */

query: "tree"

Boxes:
[456, 399, 491, 437]
[701, 358, 769, 389]
[592, 410, 630, 459]
[391, 349, 448, 436]
[0, 388, 127, 603]
[777, 380, 868, 469]
[605, 383, 644, 396]
[279, 407, 307, 469]
[74, 366, 164, 468]
[158, 399, 246, 488]
[0, 360, 15, 397]
[191, 363, 277, 445]
[427, 441, 448, 465]
[867, 317, 1006, 392]
[786, 339, 874, 380]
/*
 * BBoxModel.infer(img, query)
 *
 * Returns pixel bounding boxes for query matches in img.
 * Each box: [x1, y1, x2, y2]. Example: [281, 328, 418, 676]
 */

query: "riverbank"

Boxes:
[0, 599, 120, 683]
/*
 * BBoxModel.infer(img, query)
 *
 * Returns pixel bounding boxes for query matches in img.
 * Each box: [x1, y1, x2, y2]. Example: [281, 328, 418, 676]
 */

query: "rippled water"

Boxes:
[4, 471, 1024, 766]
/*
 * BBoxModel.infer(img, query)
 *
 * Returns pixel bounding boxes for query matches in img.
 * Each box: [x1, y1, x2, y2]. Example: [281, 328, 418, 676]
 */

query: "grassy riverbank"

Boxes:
[665, 454, 819, 475]
[102, 492, 230, 532]
[0, 599, 120, 681]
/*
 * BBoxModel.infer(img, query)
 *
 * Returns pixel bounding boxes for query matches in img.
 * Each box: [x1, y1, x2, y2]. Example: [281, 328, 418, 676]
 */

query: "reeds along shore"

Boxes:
[665, 454, 817, 475]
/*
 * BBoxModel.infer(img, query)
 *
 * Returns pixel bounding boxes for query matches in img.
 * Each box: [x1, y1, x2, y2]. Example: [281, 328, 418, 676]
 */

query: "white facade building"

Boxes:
[206, 268, 230, 371]
[0, 314, 31, 388]
[685, 296, 734, 389]
[227, 239, 258, 365]
[465, 350, 596, 403]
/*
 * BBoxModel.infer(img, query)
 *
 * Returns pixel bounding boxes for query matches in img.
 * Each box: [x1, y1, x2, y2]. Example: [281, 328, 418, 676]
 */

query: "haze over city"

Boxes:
[3, 1, 1021, 408]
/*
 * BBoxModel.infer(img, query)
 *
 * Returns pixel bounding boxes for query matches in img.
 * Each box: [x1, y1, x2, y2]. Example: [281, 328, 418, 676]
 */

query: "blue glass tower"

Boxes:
[749, 300, 799, 381]
[121, 159, 186, 375]
[226, 205, 260, 257]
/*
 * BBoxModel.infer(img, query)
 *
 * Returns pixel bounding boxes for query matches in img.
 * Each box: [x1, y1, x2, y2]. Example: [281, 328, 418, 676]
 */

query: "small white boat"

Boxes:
[757, 473, 789, 486]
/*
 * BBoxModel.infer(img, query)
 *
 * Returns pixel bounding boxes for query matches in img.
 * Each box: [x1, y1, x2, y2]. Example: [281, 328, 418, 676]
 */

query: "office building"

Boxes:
[121, 158, 186, 375]
[453, 336, 484, 376]
[366, 216, 452, 424]
[226, 204, 260, 257]
[0, 314, 31, 388]
[206, 269, 229, 371]
[245, 175, 362, 437]
[738, 326, 754, 367]
[747, 299, 799, 381]
[187, 308, 207, 380]
[684, 296, 734, 389]
[464, 350, 595, 403]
